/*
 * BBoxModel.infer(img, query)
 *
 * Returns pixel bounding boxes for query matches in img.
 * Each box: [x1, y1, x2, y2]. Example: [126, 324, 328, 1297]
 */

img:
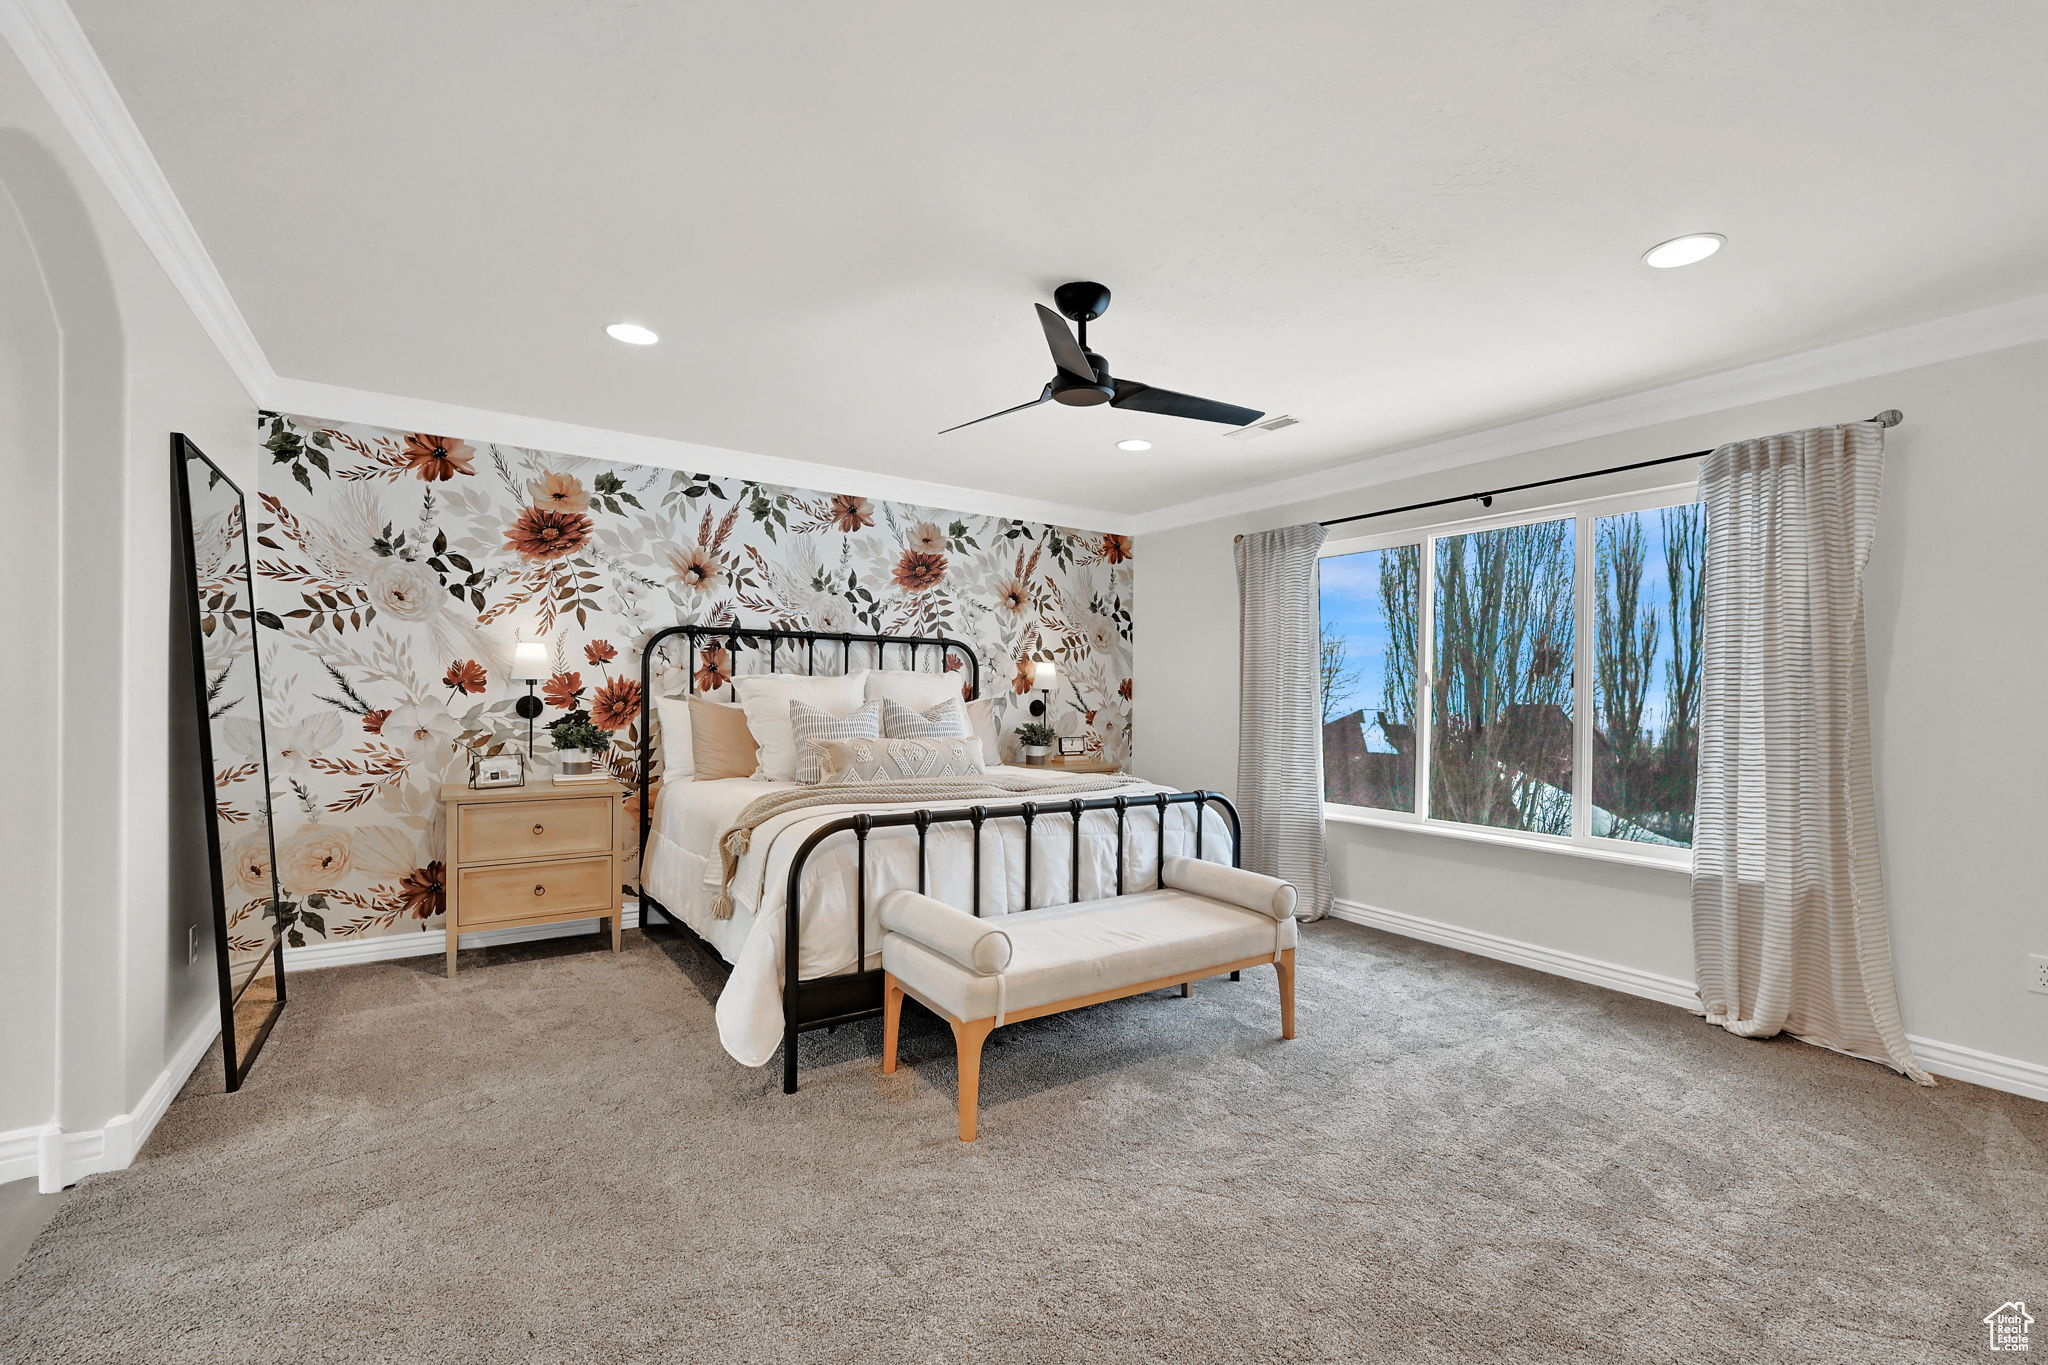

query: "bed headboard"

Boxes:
[635, 625, 981, 861]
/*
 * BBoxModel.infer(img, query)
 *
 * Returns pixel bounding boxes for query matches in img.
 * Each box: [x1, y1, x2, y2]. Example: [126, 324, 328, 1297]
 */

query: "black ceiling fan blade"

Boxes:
[1035, 304, 1097, 382]
[937, 385, 1053, 435]
[1110, 379, 1264, 428]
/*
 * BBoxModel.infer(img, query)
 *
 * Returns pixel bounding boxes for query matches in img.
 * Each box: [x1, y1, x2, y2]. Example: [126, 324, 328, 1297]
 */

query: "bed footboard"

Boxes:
[778, 790, 1240, 1094]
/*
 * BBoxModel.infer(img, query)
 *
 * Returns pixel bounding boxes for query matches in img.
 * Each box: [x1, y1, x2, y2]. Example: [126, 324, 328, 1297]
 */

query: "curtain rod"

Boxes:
[1230, 410, 1904, 541]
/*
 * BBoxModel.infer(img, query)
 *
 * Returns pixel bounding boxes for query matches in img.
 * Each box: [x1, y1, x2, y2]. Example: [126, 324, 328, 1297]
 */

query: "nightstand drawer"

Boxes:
[458, 797, 613, 862]
[456, 856, 616, 925]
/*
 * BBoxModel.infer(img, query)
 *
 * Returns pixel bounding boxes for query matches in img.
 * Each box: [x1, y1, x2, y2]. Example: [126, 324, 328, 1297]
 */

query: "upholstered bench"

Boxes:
[878, 858, 1299, 1141]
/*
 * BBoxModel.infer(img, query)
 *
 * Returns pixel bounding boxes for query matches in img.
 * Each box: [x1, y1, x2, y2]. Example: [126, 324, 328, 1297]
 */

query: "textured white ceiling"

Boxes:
[71, 0, 2048, 516]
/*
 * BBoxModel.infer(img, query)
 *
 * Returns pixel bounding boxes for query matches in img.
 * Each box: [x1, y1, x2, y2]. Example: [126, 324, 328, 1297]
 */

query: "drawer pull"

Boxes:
[534, 884, 546, 897]
[532, 823, 545, 836]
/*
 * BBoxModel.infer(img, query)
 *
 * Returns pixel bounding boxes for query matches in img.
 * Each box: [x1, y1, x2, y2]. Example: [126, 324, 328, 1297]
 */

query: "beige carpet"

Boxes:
[2, 920, 2041, 1364]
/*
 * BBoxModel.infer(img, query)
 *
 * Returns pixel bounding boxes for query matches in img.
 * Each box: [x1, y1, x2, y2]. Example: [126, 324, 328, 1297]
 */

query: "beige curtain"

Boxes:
[1692, 421, 1928, 1082]
[1234, 524, 1331, 920]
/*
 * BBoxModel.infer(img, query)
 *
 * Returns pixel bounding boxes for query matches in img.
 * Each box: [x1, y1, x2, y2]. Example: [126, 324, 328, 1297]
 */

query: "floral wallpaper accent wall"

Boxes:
[251, 412, 1135, 945]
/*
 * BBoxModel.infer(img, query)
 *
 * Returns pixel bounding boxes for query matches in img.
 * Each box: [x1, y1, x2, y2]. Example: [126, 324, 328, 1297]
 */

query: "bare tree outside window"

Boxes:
[1591, 503, 1704, 845]
[1430, 519, 1576, 834]
[1319, 622, 1357, 724]
[1317, 496, 1704, 851]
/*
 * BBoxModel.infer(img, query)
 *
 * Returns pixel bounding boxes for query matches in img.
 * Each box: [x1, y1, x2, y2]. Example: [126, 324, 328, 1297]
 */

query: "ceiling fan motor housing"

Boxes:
[1051, 369, 1114, 405]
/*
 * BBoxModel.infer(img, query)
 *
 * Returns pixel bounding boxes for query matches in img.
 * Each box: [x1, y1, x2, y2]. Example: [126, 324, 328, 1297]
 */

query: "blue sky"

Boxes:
[1319, 548, 1406, 750]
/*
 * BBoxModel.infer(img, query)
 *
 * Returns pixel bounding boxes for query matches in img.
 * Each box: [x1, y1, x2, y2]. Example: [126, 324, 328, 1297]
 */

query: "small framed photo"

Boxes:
[469, 752, 526, 789]
[1056, 736, 1088, 757]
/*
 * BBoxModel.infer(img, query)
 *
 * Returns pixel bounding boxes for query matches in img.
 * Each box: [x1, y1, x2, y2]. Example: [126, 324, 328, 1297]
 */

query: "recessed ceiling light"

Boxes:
[1116, 438, 1152, 452]
[1641, 234, 1725, 269]
[605, 322, 659, 345]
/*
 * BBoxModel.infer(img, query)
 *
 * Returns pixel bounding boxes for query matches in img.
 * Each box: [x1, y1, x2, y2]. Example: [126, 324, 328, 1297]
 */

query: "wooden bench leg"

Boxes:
[881, 975, 904, 1074]
[1179, 981, 1193, 998]
[950, 1017, 995, 1142]
[1276, 948, 1296, 1040]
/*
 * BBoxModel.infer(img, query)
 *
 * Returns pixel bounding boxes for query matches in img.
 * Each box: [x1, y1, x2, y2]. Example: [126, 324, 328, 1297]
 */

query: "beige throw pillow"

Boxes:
[690, 697, 759, 780]
[810, 735, 988, 784]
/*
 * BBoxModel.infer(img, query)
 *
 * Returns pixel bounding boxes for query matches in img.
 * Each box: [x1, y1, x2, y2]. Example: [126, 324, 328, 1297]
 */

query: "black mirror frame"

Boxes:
[171, 433, 287, 1090]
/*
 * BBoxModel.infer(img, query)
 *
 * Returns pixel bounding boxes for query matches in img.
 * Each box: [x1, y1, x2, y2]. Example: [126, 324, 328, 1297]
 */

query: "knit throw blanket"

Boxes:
[708, 771, 1150, 918]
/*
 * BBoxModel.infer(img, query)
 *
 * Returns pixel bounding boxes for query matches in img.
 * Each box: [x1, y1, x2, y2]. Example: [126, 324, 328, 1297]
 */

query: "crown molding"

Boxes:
[269, 377, 1135, 531]
[1131, 290, 2048, 535]
[0, 0, 273, 402]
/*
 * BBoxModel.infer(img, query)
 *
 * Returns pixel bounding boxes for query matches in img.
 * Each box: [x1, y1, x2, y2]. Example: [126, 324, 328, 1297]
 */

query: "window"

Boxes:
[1319, 545, 1419, 812]
[1318, 486, 1704, 863]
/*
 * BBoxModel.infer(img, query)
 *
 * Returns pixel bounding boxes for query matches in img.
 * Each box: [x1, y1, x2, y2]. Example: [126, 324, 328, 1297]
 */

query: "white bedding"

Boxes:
[643, 768, 1235, 1066]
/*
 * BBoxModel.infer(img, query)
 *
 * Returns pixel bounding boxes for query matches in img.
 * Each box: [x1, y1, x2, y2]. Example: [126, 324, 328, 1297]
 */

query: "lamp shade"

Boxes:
[1031, 659, 1057, 691]
[512, 641, 549, 681]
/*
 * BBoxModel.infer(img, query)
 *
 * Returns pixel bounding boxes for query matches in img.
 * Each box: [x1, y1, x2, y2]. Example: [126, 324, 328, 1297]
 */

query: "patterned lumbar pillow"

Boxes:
[810, 735, 988, 784]
[882, 697, 969, 739]
[788, 699, 883, 785]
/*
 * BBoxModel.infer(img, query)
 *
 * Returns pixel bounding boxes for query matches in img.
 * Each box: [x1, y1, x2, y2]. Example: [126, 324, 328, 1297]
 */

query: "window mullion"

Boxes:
[1572, 512, 1594, 843]
[1415, 535, 1435, 823]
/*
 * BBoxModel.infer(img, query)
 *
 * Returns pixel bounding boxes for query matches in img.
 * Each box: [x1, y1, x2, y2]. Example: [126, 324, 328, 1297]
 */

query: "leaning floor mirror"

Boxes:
[172, 433, 287, 1089]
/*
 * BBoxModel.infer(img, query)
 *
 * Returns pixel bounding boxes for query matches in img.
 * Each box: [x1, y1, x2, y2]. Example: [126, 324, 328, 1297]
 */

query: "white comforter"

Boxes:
[643, 769, 1235, 1066]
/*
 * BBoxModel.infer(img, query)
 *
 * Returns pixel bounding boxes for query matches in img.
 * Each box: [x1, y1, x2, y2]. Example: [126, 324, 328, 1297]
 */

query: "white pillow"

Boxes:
[653, 693, 694, 779]
[865, 669, 966, 713]
[965, 697, 1003, 764]
[733, 672, 868, 780]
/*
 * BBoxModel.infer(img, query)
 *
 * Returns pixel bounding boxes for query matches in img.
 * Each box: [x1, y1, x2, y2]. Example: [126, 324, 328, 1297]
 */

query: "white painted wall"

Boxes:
[1, 39, 254, 1178]
[0, 154, 61, 1137]
[1135, 339, 2048, 1072]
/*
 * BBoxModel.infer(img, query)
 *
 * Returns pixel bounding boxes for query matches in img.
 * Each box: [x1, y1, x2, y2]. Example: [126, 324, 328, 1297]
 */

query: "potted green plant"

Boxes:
[1014, 719, 1057, 767]
[546, 709, 608, 776]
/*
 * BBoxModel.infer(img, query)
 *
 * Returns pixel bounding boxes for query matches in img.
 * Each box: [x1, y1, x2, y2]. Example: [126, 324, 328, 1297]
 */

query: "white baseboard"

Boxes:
[1329, 899, 2048, 1105]
[0, 1125, 54, 1189]
[1330, 899, 1699, 1010]
[284, 902, 643, 972]
[1902, 1036, 2048, 1104]
[0, 1011, 220, 1193]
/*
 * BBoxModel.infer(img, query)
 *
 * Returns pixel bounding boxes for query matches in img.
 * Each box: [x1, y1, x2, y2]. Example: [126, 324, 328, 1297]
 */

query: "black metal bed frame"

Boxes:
[634, 625, 1240, 1093]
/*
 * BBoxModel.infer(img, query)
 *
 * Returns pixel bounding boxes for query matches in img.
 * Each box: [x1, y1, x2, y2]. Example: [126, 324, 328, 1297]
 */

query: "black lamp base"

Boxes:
[516, 684, 543, 753]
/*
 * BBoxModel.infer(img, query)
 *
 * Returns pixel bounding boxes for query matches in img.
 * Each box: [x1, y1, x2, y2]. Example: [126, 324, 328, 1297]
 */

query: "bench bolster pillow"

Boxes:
[878, 889, 1013, 975]
[1161, 858, 1297, 921]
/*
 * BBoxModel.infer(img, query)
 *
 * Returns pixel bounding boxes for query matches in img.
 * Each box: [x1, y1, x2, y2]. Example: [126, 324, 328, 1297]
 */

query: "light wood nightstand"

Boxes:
[1043, 755, 1123, 776]
[439, 781, 626, 977]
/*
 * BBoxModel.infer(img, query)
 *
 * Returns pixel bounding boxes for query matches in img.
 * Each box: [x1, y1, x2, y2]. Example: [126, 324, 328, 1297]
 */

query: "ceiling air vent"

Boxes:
[1223, 414, 1301, 440]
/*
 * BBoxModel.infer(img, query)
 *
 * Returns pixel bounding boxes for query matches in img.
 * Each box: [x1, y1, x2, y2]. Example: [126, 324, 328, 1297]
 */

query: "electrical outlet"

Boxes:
[188, 925, 201, 965]
[2030, 954, 2048, 996]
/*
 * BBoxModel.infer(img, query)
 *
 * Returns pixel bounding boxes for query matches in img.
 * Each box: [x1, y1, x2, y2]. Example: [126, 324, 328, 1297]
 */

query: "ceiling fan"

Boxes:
[939, 281, 1265, 434]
